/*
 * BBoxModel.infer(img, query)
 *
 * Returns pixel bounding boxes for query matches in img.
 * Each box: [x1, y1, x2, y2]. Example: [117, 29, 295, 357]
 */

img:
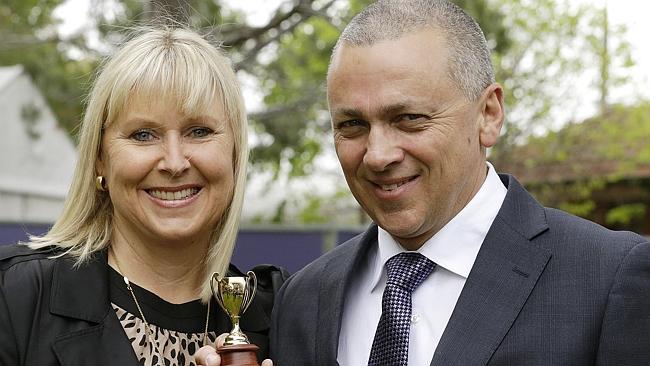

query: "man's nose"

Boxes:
[158, 134, 191, 177]
[362, 126, 404, 172]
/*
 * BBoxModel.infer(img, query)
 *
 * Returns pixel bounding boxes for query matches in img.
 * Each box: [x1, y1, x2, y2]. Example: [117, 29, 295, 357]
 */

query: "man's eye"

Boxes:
[188, 127, 214, 138]
[401, 114, 426, 122]
[337, 120, 365, 129]
[131, 129, 155, 141]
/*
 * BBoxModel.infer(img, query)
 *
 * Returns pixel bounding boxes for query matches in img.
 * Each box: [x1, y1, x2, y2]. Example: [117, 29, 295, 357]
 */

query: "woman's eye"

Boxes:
[131, 129, 155, 141]
[189, 127, 213, 138]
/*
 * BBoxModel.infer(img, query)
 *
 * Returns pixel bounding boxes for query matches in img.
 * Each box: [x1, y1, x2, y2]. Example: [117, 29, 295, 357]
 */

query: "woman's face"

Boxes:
[98, 94, 235, 245]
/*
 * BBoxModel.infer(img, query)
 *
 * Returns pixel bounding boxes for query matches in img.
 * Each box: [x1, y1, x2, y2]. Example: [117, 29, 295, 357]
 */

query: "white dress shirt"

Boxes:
[336, 163, 507, 365]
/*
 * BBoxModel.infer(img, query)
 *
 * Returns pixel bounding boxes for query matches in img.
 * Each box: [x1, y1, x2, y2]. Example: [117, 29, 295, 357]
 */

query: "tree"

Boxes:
[0, 0, 94, 135]
[251, 0, 506, 177]
[493, 102, 650, 233]
[490, 2, 643, 233]
[3, 0, 639, 225]
[585, 4, 635, 115]
[244, 0, 511, 223]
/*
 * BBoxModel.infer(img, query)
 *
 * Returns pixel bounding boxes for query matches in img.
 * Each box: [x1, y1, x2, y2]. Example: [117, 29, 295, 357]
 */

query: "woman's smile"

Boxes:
[144, 186, 203, 208]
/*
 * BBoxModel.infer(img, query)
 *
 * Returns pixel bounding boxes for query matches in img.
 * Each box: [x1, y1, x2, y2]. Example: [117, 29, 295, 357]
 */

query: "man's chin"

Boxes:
[378, 221, 427, 244]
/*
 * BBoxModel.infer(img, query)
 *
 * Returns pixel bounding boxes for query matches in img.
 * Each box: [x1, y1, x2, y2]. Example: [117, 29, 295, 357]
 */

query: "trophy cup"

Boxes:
[210, 271, 260, 366]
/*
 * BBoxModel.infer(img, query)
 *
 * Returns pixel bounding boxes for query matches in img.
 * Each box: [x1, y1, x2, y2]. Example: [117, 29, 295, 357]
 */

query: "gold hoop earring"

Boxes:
[95, 176, 107, 191]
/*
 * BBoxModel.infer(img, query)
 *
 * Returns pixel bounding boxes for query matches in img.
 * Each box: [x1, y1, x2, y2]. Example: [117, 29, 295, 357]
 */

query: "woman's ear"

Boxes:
[96, 145, 105, 177]
[478, 83, 505, 148]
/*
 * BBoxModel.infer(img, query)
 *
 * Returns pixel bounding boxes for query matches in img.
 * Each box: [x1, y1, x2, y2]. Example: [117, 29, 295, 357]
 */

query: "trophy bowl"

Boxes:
[210, 271, 260, 366]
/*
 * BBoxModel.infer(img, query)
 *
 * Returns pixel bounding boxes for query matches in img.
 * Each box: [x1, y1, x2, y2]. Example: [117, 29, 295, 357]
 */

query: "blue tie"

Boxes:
[368, 252, 436, 366]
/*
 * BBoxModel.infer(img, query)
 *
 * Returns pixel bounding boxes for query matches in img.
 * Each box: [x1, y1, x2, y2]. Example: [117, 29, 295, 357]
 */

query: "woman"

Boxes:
[0, 27, 284, 366]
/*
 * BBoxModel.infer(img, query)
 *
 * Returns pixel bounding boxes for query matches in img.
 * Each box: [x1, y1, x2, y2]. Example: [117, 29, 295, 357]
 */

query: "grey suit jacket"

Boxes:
[270, 174, 650, 365]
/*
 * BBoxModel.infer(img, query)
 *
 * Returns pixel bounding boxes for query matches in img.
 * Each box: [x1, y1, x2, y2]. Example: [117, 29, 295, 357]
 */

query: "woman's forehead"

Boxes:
[120, 89, 225, 119]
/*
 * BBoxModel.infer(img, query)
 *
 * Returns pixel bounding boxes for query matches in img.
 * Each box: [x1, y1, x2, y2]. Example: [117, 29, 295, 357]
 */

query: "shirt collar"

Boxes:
[370, 162, 507, 291]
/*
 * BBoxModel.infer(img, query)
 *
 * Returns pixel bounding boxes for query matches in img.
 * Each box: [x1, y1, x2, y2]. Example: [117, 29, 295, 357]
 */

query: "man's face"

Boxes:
[328, 29, 503, 250]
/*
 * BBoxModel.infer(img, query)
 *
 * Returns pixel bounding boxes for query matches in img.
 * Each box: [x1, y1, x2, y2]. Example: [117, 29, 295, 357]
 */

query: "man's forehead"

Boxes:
[328, 31, 448, 77]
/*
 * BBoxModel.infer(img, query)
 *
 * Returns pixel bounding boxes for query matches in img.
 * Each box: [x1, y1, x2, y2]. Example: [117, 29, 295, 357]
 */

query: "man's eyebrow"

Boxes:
[333, 103, 413, 119]
[378, 103, 409, 117]
[333, 107, 364, 119]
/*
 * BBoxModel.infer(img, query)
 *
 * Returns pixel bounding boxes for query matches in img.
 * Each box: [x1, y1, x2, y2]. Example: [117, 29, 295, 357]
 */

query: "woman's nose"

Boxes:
[158, 134, 191, 177]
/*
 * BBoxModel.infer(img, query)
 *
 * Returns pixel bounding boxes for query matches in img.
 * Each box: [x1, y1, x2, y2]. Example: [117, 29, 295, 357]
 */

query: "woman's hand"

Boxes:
[195, 334, 273, 366]
[195, 345, 221, 366]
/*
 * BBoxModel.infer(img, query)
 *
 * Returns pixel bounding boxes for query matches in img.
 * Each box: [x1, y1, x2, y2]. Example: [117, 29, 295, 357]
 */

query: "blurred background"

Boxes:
[1, 0, 649, 273]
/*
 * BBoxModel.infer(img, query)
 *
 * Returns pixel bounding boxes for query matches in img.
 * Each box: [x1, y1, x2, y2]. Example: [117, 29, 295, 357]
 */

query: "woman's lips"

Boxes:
[144, 186, 203, 208]
[147, 187, 200, 201]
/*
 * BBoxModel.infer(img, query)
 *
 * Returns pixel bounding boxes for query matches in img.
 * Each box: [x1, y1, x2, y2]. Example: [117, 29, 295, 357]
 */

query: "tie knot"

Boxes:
[385, 252, 436, 293]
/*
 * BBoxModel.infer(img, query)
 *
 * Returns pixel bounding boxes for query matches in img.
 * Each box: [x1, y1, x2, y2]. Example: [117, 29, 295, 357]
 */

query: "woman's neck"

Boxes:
[108, 227, 209, 304]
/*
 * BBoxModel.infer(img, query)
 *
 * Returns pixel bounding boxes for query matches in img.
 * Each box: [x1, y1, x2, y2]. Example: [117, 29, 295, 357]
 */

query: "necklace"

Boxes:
[110, 248, 212, 360]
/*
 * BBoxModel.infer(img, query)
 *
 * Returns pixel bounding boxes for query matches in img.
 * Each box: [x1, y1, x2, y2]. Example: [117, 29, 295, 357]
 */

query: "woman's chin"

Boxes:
[145, 221, 212, 244]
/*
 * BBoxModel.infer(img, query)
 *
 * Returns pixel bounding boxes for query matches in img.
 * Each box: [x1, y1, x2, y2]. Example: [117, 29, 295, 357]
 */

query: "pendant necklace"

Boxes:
[110, 247, 212, 361]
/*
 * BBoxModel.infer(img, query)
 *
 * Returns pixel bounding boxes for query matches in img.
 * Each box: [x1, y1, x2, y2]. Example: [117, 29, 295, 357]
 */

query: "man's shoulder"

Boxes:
[543, 207, 647, 252]
[498, 173, 647, 253]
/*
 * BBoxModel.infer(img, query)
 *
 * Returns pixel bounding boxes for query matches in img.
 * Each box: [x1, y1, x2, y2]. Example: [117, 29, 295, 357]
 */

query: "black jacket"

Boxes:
[0, 244, 287, 366]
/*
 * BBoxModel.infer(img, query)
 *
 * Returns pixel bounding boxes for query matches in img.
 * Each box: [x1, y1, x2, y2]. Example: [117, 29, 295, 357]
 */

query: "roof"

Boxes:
[492, 102, 650, 185]
[0, 65, 77, 199]
[0, 65, 24, 92]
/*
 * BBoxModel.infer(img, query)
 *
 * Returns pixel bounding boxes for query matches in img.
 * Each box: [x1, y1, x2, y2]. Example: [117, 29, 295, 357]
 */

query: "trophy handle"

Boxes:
[241, 271, 257, 314]
[211, 272, 230, 315]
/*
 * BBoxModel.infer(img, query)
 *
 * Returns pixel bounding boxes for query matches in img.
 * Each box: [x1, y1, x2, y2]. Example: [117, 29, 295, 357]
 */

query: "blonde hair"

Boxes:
[29, 27, 249, 302]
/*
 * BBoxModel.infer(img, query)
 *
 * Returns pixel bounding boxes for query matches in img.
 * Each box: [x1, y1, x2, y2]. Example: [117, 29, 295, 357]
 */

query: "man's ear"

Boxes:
[478, 83, 504, 148]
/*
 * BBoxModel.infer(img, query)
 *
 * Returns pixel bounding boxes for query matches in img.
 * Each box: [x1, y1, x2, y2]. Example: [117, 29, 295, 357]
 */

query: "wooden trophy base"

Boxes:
[217, 344, 260, 366]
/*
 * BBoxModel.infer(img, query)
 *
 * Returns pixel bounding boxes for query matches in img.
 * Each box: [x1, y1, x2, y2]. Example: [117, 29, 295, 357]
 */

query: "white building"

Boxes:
[0, 65, 77, 224]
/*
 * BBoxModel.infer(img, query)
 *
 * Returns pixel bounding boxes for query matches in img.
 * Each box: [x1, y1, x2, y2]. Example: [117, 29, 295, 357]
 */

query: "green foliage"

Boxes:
[254, 0, 508, 177]
[505, 102, 650, 176]
[495, 102, 650, 232]
[250, 16, 339, 177]
[0, 0, 60, 33]
[0, 0, 93, 136]
[606, 204, 646, 227]
[282, 186, 362, 225]
[559, 200, 596, 218]
[297, 195, 328, 224]
[489, 0, 589, 151]
[491, 0, 636, 163]
[452, 0, 511, 54]
[246, 0, 372, 175]
[3, 0, 645, 226]
[534, 178, 605, 217]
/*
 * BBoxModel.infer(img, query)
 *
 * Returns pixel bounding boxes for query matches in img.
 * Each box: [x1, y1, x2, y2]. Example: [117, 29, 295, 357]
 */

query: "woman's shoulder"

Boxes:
[227, 263, 290, 325]
[227, 263, 290, 296]
[0, 243, 60, 273]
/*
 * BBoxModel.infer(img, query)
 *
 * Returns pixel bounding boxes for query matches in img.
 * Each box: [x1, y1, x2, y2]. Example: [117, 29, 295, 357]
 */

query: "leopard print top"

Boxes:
[109, 266, 226, 366]
[112, 304, 218, 366]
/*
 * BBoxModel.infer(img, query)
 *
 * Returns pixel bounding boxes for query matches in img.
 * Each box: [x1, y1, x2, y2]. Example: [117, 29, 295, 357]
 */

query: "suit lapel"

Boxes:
[49, 250, 139, 365]
[315, 225, 378, 366]
[431, 175, 552, 366]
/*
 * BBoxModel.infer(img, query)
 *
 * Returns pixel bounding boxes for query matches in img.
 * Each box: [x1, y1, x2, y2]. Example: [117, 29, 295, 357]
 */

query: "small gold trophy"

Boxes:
[210, 271, 260, 366]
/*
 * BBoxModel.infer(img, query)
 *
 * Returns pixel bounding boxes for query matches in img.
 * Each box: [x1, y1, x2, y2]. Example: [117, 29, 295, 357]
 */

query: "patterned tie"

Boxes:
[368, 252, 436, 366]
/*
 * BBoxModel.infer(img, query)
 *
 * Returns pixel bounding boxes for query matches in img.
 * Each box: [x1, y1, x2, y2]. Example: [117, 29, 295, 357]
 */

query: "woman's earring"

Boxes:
[95, 176, 108, 191]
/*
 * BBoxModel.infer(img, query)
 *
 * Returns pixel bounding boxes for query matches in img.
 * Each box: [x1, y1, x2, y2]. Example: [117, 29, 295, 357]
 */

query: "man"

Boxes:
[269, 0, 650, 365]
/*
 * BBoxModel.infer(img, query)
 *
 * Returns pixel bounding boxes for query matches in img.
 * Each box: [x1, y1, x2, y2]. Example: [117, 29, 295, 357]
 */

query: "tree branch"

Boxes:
[232, 0, 337, 72]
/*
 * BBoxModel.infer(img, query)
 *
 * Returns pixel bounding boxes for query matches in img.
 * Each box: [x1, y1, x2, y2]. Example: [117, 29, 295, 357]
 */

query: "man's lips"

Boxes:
[372, 176, 419, 192]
